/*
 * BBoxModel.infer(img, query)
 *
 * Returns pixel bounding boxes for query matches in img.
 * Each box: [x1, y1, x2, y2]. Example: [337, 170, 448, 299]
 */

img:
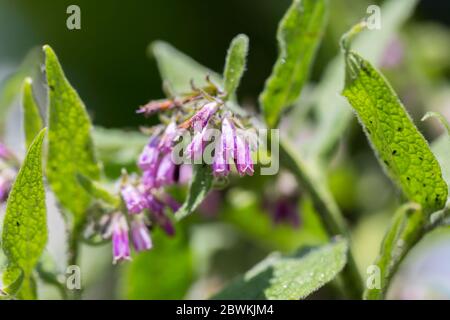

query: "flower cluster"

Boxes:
[0, 143, 17, 204]
[138, 79, 256, 178]
[103, 176, 183, 263]
[106, 79, 257, 263]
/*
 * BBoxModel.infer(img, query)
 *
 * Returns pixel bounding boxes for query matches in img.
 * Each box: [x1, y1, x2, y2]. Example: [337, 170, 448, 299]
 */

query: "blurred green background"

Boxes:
[1, 0, 450, 300]
[0, 0, 447, 128]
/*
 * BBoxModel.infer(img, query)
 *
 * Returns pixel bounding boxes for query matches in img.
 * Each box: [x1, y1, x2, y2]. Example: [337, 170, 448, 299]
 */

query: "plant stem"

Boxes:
[279, 139, 363, 299]
[364, 203, 424, 299]
[66, 223, 82, 300]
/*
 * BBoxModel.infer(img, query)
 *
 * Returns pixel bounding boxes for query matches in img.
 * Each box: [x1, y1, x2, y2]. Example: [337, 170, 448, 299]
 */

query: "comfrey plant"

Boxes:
[0, 0, 449, 301]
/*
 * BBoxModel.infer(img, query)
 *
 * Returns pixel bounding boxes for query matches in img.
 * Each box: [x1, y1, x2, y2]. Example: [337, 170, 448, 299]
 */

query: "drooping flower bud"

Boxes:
[145, 193, 165, 214]
[138, 137, 160, 172]
[212, 136, 230, 177]
[158, 122, 179, 152]
[131, 219, 152, 252]
[121, 184, 147, 214]
[221, 117, 236, 159]
[189, 102, 218, 129]
[162, 193, 181, 212]
[235, 134, 254, 176]
[185, 127, 209, 161]
[155, 152, 176, 187]
[112, 214, 131, 263]
[177, 164, 193, 185]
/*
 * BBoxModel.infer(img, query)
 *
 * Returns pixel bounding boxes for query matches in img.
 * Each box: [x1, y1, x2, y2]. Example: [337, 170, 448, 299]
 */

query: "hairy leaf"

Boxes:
[2, 129, 47, 299]
[364, 203, 424, 300]
[259, 0, 327, 128]
[342, 51, 447, 213]
[44, 45, 100, 225]
[305, 0, 419, 159]
[0, 48, 41, 133]
[22, 78, 43, 148]
[223, 34, 249, 100]
[213, 238, 348, 300]
[150, 41, 222, 95]
[175, 164, 213, 220]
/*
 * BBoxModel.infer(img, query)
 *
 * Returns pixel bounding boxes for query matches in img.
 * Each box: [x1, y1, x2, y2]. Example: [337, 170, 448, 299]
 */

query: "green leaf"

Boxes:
[422, 111, 450, 136]
[175, 164, 213, 220]
[223, 34, 249, 100]
[22, 78, 43, 148]
[76, 174, 120, 207]
[213, 238, 348, 300]
[342, 51, 448, 213]
[150, 41, 222, 94]
[364, 203, 424, 300]
[123, 228, 194, 299]
[259, 0, 327, 128]
[2, 128, 47, 299]
[44, 45, 100, 225]
[0, 48, 41, 133]
[305, 0, 419, 159]
[431, 135, 450, 198]
[1, 268, 24, 298]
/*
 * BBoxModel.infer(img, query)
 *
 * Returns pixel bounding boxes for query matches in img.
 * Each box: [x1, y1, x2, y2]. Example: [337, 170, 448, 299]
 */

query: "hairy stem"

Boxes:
[66, 223, 82, 300]
[364, 203, 424, 299]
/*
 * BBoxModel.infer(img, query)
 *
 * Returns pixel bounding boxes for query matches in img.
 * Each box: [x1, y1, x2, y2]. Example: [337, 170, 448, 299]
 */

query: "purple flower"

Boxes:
[160, 219, 175, 236]
[177, 164, 193, 184]
[272, 199, 301, 228]
[234, 134, 254, 176]
[0, 175, 12, 203]
[152, 209, 175, 236]
[131, 219, 152, 252]
[0, 169, 15, 203]
[162, 193, 181, 212]
[185, 127, 208, 161]
[145, 193, 165, 213]
[212, 136, 230, 177]
[190, 102, 218, 129]
[142, 170, 156, 189]
[155, 152, 176, 187]
[158, 122, 179, 152]
[121, 185, 147, 214]
[221, 117, 236, 159]
[112, 214, 131, 263]
[138, 137, 160, 172]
